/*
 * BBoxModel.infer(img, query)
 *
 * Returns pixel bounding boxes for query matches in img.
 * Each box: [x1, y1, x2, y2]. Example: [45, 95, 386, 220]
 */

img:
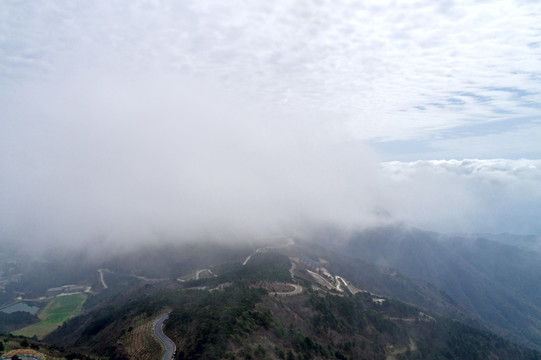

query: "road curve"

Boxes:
[153, 313, 176, 360]
[98, 269, 108, 289]
[269, 284, 303, 296]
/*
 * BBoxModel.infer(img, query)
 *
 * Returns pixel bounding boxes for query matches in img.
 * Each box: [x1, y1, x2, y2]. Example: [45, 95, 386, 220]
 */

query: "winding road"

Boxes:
[269, 284, 303, 296]
[195, 268, 217, 280]
[153, 313, 177, 360]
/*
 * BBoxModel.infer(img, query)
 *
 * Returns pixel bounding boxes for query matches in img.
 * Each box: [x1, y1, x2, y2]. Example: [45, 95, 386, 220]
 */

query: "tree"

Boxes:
[19, 338, 29, 347]
[287, 350, 295, 360]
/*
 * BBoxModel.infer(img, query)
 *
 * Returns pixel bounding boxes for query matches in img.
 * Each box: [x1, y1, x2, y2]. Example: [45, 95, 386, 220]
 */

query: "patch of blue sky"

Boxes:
[446, 97, 466, 106]
[426, 102, 446, 109]
[521, 102, 541, 109]
[371, 115, 540, 161]
[452, 91, 491, 103]
[441, 116, 536, 138]
[491, 107, 515, 115]
[483, 87, 541, 110]
[485, 86, 534, 98]
[416, 97, 467, 112]
[369, 139, 437, 161]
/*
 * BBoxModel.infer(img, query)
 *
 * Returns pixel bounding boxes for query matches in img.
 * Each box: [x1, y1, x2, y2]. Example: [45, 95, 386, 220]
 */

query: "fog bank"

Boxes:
[2, 73, 540, 252]
[1, 71, 383, 249]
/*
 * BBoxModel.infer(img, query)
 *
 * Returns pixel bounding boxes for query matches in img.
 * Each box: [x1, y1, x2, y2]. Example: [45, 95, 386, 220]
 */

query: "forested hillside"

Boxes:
[339, 226, 541, 350]
[44, 251, 540, 359]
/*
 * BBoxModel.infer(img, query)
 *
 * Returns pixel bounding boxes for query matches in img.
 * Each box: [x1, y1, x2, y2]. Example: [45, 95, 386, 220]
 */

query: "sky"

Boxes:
[1, 0, 541, 246]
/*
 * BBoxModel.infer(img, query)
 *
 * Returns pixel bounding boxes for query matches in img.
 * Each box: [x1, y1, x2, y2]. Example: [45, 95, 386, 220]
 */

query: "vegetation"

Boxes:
[0, 311, 39, 334]
[118, 315, 163, 360]
[0, 334, 92, 360]
[166, 286, 268, 359]
[41, 250, 541, 359]
[184, 252, 292, 289]
[342, 226, 541, 350]
[4, 254, 97, 300]
[3, 243, 541, 359]
[14, 294, 86, 339]
[102, 241, 251, 279]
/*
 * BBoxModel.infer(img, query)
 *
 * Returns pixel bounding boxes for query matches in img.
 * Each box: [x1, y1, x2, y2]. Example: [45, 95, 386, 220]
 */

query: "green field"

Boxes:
[14, 293, 86, 339]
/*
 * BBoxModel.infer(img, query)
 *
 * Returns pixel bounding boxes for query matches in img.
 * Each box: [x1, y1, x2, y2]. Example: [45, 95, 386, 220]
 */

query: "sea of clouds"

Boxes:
[380, 159, 541, 235]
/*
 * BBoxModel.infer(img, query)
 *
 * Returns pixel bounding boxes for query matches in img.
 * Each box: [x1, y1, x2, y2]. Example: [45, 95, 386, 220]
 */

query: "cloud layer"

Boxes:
[1, 0, 540, 152]
[0, 72, 383, 247]
[381, 159, 541, 234]
[1, 71, 540, 248]
[1, 1, 540, 248]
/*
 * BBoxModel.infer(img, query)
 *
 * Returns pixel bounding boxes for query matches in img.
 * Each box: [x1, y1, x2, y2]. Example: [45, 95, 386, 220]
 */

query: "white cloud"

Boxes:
[0, 1, 540, 247]
[380, 159, 541, 234]
[0, 71, 382, 247]
[1, 0, 540, 145]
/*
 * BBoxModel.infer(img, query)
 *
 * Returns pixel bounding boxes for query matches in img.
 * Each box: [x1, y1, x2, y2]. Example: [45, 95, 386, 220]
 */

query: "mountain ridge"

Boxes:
[333, 226, 541, 350]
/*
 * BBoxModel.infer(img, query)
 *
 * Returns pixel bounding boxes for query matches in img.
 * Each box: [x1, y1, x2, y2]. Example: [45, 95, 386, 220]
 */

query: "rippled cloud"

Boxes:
[1, 1, 540, 148]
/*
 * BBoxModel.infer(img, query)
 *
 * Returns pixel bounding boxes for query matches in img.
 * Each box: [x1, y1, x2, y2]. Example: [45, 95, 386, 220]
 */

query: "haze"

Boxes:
[1, 1, 540, 250]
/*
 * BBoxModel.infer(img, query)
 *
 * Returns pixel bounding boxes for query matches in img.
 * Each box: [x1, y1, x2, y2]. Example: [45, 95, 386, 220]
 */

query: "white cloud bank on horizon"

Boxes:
[380, 159, 541, 235]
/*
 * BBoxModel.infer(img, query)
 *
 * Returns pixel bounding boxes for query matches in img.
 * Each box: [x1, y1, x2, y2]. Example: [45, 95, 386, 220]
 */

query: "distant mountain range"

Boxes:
[330, 226, 541, 350]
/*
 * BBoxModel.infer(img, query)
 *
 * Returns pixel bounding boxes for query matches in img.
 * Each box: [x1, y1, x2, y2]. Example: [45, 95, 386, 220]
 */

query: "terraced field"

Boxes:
[119, 315, 163, 360]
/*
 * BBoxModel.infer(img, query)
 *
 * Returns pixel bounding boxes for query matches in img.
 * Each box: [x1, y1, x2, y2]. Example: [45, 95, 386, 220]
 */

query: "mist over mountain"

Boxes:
[1, 1, 541, 250]
[330, 226, 541, 350]
[1, 1, 541, 359]
[2, 74, 541, 251]
[3, 238, 535, 359]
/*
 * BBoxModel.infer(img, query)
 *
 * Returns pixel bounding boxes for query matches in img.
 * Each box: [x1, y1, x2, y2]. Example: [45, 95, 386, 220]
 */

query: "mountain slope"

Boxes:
[45, 249, 540, 359]
[339, 226, 541, 350]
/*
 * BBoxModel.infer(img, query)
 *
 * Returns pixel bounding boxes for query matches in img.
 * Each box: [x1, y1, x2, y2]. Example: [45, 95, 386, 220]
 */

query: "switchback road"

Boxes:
[269, 284, 303, 296]
[153, 313, 176, 360]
